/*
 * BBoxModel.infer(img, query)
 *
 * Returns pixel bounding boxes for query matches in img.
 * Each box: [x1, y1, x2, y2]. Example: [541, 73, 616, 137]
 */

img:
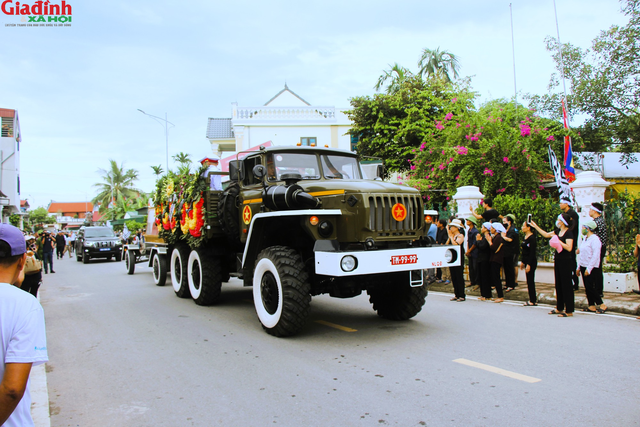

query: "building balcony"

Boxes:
[234, 106, 336, 121]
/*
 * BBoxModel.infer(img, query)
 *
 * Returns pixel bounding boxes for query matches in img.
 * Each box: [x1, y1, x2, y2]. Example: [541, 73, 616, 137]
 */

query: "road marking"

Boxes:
[453, 358, 541, 383]
[315, 320, 357, 332]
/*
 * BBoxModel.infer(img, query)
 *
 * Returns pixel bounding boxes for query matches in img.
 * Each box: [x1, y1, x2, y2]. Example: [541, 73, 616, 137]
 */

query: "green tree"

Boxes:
[405, 99, 569, 203]
[527, 0, 639, 157]
[348, 76, 476, 174]
[151, 165, 164, 176]
[92, 160, 140, 216]
[25, 207, 56, 230]
[418, 47, 461, 83]
[374, 63, 414, 94]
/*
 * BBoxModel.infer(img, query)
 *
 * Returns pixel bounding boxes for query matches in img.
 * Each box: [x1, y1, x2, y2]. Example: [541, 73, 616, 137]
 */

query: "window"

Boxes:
[300, 137, 317, 146]
[1, 118, 13, 138]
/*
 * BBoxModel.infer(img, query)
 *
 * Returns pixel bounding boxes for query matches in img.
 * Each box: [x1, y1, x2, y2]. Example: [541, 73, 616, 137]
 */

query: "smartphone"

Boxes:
[527, 213, 532, 224]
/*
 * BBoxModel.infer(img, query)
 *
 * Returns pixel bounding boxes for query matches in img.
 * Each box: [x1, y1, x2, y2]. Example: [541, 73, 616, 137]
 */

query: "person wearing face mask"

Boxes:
[489, 222, 506, 303]
[577, 221, 604, 313]
[531, 213, 575, 317]
[500, 214, 519, 292]
[476, 222, 493, 301]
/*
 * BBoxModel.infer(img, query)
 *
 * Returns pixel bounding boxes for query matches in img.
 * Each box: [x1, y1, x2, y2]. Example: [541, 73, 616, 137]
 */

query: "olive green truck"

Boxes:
[134, 146, 461, 337]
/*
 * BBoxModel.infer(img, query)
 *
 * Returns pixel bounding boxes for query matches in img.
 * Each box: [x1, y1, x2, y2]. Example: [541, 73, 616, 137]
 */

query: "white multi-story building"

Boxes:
[206, 85, 356, 161]
[0, 108, 22, 222]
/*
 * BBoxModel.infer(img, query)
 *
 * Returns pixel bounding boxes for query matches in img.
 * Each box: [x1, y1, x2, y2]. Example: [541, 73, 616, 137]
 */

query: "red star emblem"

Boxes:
[243, 205, 252, 224]
[392, 203, 407, 222]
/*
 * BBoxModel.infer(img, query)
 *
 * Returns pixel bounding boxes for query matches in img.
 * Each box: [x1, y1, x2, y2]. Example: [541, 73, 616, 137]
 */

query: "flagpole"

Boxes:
[509, 3, 518, 117]
[552, 0, 569, 108]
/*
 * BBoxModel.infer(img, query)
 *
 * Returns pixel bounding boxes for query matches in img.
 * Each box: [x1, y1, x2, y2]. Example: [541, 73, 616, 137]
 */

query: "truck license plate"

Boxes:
[100, 248, 110, 251]
[390, 254, 417, 266]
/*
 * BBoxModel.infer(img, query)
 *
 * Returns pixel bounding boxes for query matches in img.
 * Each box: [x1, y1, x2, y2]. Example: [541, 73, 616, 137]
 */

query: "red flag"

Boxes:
[561, 99, 575, 183]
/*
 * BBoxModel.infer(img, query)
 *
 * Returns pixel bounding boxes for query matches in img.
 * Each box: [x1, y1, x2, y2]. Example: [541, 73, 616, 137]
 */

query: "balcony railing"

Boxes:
[235, 106, 336, 121]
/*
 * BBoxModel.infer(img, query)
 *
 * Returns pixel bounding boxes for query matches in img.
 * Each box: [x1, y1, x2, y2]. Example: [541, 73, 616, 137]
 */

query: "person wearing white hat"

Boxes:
[531, 213, 575, 317]
[489, 222, 506, 302]
[475, 222, 493, 300]
[577, 220, 604, 313]
[447, 219, 466, 301]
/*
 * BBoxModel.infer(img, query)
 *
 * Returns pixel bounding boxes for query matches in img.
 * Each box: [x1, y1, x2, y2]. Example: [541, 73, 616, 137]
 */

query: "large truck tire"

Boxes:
[188, 247, 222, 306]
[252, 246, 311, 337]
[152, 253, 167, 287]
[367, 273, 428, 320]
[126, 250, 135, 274]
[170, 245, 191, 298]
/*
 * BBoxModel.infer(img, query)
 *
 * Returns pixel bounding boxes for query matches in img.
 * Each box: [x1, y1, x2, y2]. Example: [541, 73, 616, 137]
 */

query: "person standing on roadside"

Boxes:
[489, 222, 507, 303]
[55, 232, 65, 260]
[559, 198, 580, 290]
[469, 198, 500, 223]
[501, 214, 519, 292]
[447, 219, 466, 302]
[0, 223, 49, 427]
[531, 213, 575, 317]
[476, 222, 493, 301]
[577, 220, 604, 313]
[588, 202, 607, 299]
[465, 217, 479, 291]
[520, 221, 538, 306]
[40, 231, 55, 274]
[633, 234, 640, 299]
[435, 219, 449, 283]
[20, 236, 42, 298]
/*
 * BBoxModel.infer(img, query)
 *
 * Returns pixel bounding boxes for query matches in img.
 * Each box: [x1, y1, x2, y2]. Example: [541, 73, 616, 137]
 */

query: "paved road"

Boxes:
[41, 255, 640, 426]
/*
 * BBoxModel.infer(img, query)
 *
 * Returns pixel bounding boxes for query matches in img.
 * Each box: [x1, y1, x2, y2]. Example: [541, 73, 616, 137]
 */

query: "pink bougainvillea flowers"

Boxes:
[503, 157, 509, 163]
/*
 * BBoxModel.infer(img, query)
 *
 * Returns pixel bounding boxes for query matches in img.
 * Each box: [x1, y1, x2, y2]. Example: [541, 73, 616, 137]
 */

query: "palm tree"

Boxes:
[92, 160, 140, 216]
[172, 152, 191, 166]
[374, 63, 413, 94]
[151, 165, 164, 176]
[418, 48, 461, 83]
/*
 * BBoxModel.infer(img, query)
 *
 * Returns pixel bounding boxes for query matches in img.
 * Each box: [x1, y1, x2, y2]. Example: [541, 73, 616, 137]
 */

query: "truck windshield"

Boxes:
[267, 153, 362, 181]
[85, 228, 116, 238]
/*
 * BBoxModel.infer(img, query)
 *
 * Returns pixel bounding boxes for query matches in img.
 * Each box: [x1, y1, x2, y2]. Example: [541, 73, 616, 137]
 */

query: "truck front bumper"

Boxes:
[314, 245, 461, 277]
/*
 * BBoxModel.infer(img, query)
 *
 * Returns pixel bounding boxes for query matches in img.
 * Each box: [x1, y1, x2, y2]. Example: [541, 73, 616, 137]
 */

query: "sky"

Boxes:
[0, 0, 628, 210]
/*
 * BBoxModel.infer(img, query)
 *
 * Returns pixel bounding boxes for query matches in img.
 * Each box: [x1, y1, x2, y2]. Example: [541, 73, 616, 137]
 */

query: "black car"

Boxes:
[75, 226, 122, 263]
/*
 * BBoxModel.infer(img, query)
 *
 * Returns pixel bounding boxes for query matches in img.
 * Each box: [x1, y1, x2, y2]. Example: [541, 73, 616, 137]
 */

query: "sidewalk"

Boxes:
[429, 278, 640, 316]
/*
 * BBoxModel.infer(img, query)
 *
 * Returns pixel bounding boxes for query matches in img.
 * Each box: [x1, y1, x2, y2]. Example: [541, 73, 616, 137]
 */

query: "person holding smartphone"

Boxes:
[520, 221, 538, 306]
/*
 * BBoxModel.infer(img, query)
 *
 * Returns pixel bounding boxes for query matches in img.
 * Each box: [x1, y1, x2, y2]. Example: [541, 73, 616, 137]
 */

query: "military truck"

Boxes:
[145, 145, 460, 337]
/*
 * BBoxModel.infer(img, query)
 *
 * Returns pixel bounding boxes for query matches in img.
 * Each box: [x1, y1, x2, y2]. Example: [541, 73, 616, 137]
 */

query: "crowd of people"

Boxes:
[427, 197, 631, 319]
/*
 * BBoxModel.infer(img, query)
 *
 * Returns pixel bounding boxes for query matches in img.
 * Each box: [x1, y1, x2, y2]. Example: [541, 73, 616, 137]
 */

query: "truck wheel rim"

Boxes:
[253, 258, 283, 328]
[260, 272, 279, 315]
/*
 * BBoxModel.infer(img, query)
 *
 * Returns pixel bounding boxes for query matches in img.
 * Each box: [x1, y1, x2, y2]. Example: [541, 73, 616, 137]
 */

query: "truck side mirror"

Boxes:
[229, 160, 245, 181]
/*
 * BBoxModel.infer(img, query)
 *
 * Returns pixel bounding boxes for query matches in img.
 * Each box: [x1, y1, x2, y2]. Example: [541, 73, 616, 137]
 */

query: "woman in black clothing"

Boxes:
[520, 221, 537, 306]
[532, 213, 575, 317]
[501, 214, 519, 291]
[447, 219, 466, 301]
[489, 222, 506, 303]
[476, 222, 493, 300]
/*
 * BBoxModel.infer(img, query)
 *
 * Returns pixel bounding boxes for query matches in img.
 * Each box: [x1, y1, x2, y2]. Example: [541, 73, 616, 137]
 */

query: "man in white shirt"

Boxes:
[0, 223, 49, 426]
[199, 157, 222, 190]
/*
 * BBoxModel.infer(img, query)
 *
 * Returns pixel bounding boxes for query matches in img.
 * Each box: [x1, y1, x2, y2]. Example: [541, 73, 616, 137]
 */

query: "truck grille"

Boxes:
[367, 194, 422, 235]
[97, 241, 115, 248]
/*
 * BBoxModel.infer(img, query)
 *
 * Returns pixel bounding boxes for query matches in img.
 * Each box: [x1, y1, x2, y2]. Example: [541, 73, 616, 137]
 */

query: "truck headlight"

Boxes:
[318, 220, 333, 238]
[340, 255, 357, 272]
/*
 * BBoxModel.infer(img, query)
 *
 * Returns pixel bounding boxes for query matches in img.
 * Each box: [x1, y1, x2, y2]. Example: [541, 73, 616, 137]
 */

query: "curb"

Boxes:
[428, 282, 640, 316]
[31, 293, 51, 427]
